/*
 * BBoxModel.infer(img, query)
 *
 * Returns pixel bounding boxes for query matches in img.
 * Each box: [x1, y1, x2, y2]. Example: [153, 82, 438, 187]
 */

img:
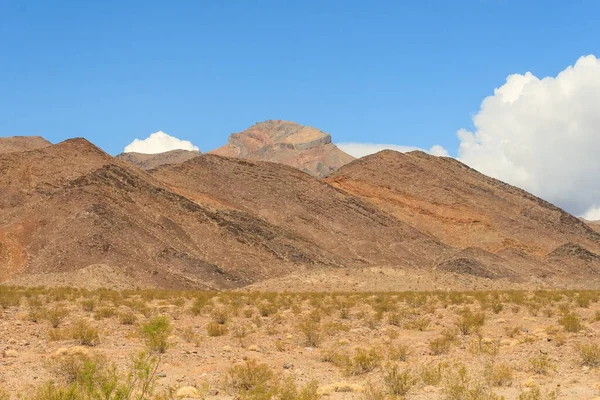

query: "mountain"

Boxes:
[325, 150, 600, 280]
[209, 120, 354, 177]
[0, 136, 51, 154]
[151, 154, 450, 271]
[116, 149, 201, 170]
[2, 137, 600, 290]
[0, 139, 346, 289]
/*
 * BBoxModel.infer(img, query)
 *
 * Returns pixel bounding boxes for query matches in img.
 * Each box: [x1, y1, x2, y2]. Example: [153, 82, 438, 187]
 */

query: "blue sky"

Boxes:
[1, 0, 598, 157]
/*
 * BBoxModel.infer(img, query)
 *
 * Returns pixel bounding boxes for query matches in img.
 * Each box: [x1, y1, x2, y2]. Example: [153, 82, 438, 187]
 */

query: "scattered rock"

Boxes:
[2, 349, 18, 358]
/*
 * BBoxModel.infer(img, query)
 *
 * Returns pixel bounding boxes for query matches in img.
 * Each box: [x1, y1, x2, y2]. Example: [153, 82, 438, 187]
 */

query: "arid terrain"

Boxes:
[2, 287, 600, 399]
[3, 126, 600, 399]
[2, 125, 600, 291]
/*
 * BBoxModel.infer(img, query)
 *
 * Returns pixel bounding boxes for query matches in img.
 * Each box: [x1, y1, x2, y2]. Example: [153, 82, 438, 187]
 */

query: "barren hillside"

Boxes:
[326, 150, 600, 279]
[0, 140, 347, 289]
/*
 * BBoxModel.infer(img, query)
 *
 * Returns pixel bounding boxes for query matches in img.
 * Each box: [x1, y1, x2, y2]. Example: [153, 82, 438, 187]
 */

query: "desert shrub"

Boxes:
[190, 295, 209, 316]
[518, 384, 560, 400]
[455, 308, 486, 335]
[577, 342, 600, 367]
[443, 364, 502, 400]
[387, 311, 403, 327]
[558, 312, 582, 332]
[362, 382, 386, 400]
[387, 342, 409, 362]
[94, 306, 117, 320]
[140, 315, 172, 353]
[491, 301, 503, 314]
[207, 322, 228, 337]
[258, 301, 276, 317]
[404, 316, 430, 331]
[227, 360, 274, 398]
[180, 326, 201, 345]
[231, 323, 251, 346]
[339, 305, 350, 320]
[46, 306, 68, 328]
[119, 310, 137, 325]
[490, 363, 514, 387]
[430, 329, 457, 355]
[211, 306, 229, 325]
[576, 293, 591, 308]
[383, 363, 415, 396]
[70, 319, 100, 346]
[346, 347, 382, 376]
[469, 335, 499, 357]
[298, 317, 322, 347]
[35, 350, 162, 400]
[420, 362, 447, 386]
[543, 307, 554, 318]
[81, 298, 96, 312]
[529, 354, 555, 375]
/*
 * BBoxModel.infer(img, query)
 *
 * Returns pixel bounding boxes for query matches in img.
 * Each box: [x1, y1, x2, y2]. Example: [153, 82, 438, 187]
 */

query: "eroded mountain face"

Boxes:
[2, 133, 600, 290]
[0, 139, 347, 289]
[210, 120, 355, 177]
[326, 150, 600, 281]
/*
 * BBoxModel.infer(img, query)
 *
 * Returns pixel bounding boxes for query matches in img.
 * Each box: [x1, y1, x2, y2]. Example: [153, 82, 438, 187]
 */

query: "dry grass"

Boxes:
[2, 287, 600, 398]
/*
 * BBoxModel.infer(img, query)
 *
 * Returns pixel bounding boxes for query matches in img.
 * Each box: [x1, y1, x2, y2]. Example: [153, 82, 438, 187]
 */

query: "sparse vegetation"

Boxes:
[3, 287, 600, 397]
[140, 315, 172, 353]
[577, 341, 600, 367]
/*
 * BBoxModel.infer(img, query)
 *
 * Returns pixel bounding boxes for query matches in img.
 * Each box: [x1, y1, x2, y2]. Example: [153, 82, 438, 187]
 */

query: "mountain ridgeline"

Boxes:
[1, 122, 600, 290]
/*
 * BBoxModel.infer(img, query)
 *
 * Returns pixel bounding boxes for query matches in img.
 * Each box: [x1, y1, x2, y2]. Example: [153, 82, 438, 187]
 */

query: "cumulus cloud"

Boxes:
[124, 131, 200, 154]
[456, 55, 600, 217]
[337, 143, 449, 159]
[582, 206, 600, 221]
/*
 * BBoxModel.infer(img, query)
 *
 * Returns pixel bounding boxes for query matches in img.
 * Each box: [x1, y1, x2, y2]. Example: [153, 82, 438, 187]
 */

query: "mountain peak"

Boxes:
[209, 120, 353, 177]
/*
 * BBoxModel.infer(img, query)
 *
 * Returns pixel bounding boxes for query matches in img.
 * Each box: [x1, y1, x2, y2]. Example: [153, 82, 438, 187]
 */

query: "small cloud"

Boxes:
[582, 205, 600, 221]
[429, 145, 450, 157]
[124, 131, 200, 154]
[337, 142, 449, 159]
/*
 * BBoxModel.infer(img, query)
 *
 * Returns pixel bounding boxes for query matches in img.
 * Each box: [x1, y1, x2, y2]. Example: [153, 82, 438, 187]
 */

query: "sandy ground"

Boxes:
[1, 288, 600, 399]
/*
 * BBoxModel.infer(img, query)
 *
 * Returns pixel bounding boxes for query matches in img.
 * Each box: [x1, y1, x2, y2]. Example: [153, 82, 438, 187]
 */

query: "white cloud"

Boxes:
[337, 143, 449, 159]
[582, 206, 600, 221]
[124, 131, 200, 154]
[457, 55, 600, 216]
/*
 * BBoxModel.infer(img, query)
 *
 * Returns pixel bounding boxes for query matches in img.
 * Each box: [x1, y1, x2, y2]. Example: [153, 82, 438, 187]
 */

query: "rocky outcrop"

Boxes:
[210, 120, 354, 177]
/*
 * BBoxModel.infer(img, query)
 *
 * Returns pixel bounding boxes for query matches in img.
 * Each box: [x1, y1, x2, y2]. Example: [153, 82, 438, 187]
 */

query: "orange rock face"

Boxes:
[210, 120, 354, 177]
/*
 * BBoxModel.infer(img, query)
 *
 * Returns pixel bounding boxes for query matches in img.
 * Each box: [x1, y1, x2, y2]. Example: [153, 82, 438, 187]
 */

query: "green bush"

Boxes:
[140, 315, 172, 353]
[383, 363, 415, 396]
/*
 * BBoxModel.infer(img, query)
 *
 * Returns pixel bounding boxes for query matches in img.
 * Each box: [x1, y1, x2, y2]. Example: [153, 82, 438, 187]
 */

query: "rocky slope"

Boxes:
[326, 150, 600, 281]
[2, 137, 600, 289]
[0, 140, 346, 289]
[0, 136, 51, 154]
[152, 154, 450, 271]
[209, 120, 354, 177]
[116, 149, 201, 170]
